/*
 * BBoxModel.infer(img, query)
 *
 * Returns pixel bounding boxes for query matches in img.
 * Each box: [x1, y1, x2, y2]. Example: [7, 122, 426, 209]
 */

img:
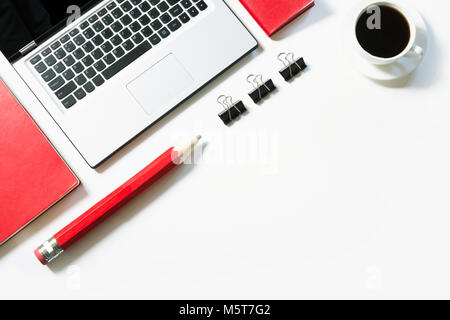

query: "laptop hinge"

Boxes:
[19, 41, 38, 56]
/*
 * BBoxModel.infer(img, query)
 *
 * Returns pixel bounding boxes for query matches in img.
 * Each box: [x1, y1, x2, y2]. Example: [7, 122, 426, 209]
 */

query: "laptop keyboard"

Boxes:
[28, 0, 208, 109]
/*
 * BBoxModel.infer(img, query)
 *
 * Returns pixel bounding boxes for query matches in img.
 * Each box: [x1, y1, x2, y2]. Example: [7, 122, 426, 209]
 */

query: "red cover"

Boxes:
[0, 80, 79, 246]
[239, 0, 315, 36]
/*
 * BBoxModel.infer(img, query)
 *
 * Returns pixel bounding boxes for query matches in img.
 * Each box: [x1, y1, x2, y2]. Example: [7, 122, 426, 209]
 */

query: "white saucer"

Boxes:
[342, 0, 428, 81]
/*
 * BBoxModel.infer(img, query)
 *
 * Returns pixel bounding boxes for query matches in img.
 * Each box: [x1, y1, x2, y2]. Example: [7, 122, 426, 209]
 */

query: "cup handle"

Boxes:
[405, 45, 424, 58]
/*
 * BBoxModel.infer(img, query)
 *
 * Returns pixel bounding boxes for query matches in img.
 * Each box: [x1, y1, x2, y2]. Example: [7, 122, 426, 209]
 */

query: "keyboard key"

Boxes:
[35, 62, 47, 74]
[130, 8, 142, 19]
[98, 8, 107, 17]
[121, 14, 132, 25]
[123, 40, 135, 51]
[64, 41, 76, 52]
[103, 42, 151, 80]
[101, 42, 114, 53]
[112, 8, 124, 19]
[74, 88, 87, 100]
[130, 21, 141, 32]
[138, 14, 151, 25]
[167, 0, 179, 4]
[84, 82, 95, 93]
[107, 2, 117, 10]
[102, 28, 114, 39]
[42, 48, 52, 56]
[187, 6, 199, 17]
[73, 48, 85, 59]
[151, 0, 162, 4]
[111, 35, 123, 46]
[142, 26, 153, 37]
[196, 1, 207, 11]
[30, 55, 41, 65]
[69, 29, 80, 37]
[80, 21, 90, 29]
[55, 81, 77, 100]
[161, 13, 172, 24]
[82, 55, 95, 67]
[51, 41, 61, 50]
[131, 0, 142, 5]
[63, 55, 76, 67]
[88, 15, 98, 23]
[54, 62, 66, 73]
[92, 35, 105, 46]
[60, 34, 70, 43]
[63, 69, 75, 80]
[93, 21, 105, 32]
[62, 95, 77, 108]
[132, 33, 144, 44]
[83, 27, 95, 39]
[113, 47, 125, 58]
[181, 0, 192, 8]
[169, 4, 183, 16]
[120, 28, 132, 39]
[74, 34, 86, 45]
[103, 53, 116, 65]
[49, 76, 65, 91]
[75, 74, 87, 85]
[94, 60, 106, 72]
[102, 14, 114, 25]
[92, 48, 104, 59]
[93, 75, 105, 87]
[158, 27, 170, 38]
[82, 41, 95, 53]
[158, 1, 170, 12]
[84, 67, 97, 78]
[179, 12, 190, 23]
[151, 20, 163, 30]
[149, 34, 161, 45]
[54, 48, 66, 59]
[149, 8, 160, 19]
[42, 69, 56, 82]
[44, 55, 57, 66]
[111, 21, 123, 33]
[73, 62, 85, 73]
[139, 2, 151, 12]
[121, 1, 133, 12]
[168, 18, 181, 31]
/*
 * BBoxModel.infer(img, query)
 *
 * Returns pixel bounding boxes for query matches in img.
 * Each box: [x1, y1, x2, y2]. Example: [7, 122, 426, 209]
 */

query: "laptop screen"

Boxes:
[0, 0, 101, 62]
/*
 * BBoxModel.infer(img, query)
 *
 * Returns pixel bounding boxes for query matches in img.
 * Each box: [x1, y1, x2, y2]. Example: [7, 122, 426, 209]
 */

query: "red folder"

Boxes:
[0, 79, 79, 246]
[239, 0, 315, 36]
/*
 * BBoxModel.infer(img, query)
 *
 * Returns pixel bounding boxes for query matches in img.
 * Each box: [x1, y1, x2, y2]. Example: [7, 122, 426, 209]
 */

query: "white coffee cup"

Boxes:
[352, 0, 423, 65]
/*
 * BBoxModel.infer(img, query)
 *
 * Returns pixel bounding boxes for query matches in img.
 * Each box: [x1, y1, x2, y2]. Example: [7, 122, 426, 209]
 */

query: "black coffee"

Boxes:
[355, 5, 410, 58]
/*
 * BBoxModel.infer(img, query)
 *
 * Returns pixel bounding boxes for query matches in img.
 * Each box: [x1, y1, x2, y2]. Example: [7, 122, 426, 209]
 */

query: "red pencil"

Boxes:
[34, 135, 201, 265]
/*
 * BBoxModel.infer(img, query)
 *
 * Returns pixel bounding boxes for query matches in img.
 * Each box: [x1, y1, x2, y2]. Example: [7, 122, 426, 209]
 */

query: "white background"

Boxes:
[1, 0, 449, 299]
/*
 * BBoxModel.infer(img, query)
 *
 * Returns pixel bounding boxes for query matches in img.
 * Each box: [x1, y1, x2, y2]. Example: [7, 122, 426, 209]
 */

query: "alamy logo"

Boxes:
[366, 5, 381, 30]
[67, 5, 81, 26]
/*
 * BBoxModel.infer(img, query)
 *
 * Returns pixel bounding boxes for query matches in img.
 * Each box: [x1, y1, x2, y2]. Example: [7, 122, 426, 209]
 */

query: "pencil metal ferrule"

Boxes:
[37, 237, 64, 264]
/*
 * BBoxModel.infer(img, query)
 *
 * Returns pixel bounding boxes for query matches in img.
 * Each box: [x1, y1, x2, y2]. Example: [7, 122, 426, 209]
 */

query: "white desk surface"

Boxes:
[1, 0, 449, 299]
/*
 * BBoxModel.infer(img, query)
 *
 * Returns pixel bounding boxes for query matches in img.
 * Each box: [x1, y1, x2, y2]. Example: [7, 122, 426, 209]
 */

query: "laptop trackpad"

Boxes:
[126, 53, 194, 117]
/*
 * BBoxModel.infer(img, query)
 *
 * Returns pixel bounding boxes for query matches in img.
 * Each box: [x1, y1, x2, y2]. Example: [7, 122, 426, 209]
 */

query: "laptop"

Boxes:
[1, 0, 257, 167]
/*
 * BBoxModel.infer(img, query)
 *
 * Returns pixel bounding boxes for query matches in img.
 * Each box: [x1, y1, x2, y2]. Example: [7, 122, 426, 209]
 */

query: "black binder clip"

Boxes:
[217, 95, 247, 125]
[278, 52, 307, 81]
[247, 74, 276, 103]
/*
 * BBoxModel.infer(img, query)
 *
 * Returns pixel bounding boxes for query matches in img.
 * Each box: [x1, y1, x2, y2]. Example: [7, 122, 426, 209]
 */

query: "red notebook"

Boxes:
[0, 79, 79, 246]
[239, 0, 315, 36]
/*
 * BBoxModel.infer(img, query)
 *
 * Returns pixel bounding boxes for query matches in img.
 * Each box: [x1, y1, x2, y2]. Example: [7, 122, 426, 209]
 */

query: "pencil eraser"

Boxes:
[34, 248, 47, 265]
